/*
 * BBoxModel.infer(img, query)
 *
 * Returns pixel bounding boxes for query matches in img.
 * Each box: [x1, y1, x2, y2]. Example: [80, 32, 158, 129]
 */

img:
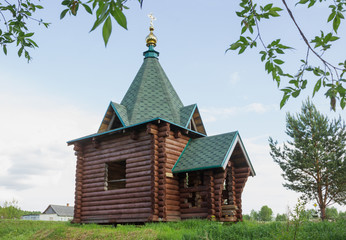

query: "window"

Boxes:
[105, 160, 126, 190]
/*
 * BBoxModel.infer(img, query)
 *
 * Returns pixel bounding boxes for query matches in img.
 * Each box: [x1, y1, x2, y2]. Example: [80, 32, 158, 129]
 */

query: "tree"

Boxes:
[250, 209, 260, 221]
[229, 0, 346, 110]
[1, 1, 346, 109]
[325, 206, 339, 220]
[0, 0, 49, 62]
[275, 213, 287, 221]
[258, 205, 273, 221]
[0, 199, 22, 219]
[269, 99, 346, 220]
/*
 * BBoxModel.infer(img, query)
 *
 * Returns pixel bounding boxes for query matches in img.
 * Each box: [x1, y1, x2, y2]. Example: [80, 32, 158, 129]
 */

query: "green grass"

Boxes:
[0, 219, 345, 240]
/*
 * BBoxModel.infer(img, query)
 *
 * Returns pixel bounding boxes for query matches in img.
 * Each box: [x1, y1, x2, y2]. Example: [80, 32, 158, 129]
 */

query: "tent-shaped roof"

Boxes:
[172, 131, 255, 176]
[95, 43, 207, 135]
[121, 57, 184, 126]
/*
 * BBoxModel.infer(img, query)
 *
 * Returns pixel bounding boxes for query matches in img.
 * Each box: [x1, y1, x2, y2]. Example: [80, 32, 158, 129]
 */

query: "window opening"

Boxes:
[105, 160, 126, 190]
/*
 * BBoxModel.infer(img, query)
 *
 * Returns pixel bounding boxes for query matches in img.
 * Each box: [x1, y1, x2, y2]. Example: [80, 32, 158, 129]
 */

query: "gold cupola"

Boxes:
[145, 26, 157, 47]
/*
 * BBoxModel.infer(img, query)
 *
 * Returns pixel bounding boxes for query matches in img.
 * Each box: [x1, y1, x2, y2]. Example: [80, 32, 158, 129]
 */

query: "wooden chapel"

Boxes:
[68, 25, 255, 224]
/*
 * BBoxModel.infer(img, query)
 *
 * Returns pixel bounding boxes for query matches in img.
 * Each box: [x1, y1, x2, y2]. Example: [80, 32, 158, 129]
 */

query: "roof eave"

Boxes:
[67, 117, 206, 145]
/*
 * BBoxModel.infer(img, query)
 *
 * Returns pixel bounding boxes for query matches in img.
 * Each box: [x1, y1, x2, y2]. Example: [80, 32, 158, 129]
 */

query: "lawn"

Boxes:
[0, 219, 345, 240]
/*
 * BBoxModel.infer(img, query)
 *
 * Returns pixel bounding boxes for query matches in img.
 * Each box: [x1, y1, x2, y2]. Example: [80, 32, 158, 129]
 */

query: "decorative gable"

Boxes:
[180, 104, 206, 135]
[98, 102, 129, 133]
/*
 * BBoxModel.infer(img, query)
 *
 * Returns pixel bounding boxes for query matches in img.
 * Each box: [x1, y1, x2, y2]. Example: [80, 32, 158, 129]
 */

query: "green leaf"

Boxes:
[330, 36, 339, 41]
[102, 16, 112, 47]
[269, 11, 280, 17]
[313, 78, 322, 97]
[263, 4, 273, 11]
[337, 12, 344, 19]
[271, 7, 283, 12]
[333, 15, 340, 33]
[292, 90, 301, 98]
[60, 9, 69, 19]
[110, 6, 127, 30]
[82, 4, 92, 14]
[24, 32, 34, 37]
[230, 42, 241, 50]
[280, 94, 290, 109]
[90, 9, 110, 32]
[61, 0, 71, 6]
[276, 48, 284, 54]
[27, 38, 38, 48]
[328, 11, 336, 22]
[261, 53, 266, 62]
[238, 46, 246, 54]
[274, 59, 284, 65]
[341, 98, 346, 109]
[18, 46, 24, 57]
[3, 45, 7, 55]
[298, 0, 309, 4]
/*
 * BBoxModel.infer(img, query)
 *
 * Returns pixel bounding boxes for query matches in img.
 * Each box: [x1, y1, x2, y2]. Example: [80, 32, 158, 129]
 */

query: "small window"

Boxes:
[105, 160, 126, 190]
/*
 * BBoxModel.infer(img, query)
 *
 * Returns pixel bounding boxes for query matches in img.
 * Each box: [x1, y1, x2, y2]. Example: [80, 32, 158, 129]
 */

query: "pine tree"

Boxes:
[269, 99, 346, 220]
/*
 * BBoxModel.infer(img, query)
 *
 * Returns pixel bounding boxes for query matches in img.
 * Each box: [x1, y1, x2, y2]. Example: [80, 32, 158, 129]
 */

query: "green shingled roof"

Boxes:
[121, 57, 184, 126]
[111, 102, 129, 126]
[180, 104, 197, 128]
[172, 132, 238, 173]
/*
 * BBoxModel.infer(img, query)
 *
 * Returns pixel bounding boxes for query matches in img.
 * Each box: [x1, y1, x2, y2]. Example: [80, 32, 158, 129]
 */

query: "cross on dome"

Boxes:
[148, 13, 156, 28]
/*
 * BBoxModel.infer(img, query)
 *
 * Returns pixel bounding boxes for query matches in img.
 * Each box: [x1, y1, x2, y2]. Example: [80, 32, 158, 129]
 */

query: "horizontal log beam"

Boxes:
[82, 207, 152, 216]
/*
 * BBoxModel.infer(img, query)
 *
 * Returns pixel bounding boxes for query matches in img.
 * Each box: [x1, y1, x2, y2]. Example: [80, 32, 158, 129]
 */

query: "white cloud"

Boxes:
[229, 72, 240, 85]
[245, 102, 277, 113]
[200, 103, 277, 123]
[0, 93, 99, 210]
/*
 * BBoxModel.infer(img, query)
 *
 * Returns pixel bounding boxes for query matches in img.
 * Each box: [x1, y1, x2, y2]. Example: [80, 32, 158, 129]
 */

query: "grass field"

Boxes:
[0, 219, 345, 240]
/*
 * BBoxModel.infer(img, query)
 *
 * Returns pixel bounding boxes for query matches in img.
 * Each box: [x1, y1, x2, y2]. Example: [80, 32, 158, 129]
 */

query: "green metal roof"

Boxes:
[172, 132, 238, 173]
[121, 57, 184, 126]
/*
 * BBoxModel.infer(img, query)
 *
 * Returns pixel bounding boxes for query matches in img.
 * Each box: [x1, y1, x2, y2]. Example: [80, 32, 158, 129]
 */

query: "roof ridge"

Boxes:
[194, 131, 238, 140]
[155, 60, 181, 123]
[121, 58, 148, 122]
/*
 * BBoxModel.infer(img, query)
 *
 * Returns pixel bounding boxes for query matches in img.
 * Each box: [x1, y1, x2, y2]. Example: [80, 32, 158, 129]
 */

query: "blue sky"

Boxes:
[0, 0, 345, 215]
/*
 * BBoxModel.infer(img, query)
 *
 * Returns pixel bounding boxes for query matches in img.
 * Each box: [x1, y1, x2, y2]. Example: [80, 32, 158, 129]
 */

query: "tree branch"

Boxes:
[281, 0, 342, 80]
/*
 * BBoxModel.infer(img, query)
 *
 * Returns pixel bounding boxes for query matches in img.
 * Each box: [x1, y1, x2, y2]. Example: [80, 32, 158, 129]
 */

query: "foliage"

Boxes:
[338, 210, 346, 220]
[258, 205, 273, 221]
[250, 209, 260, 221]
[326, 207, 339, 220]
[228, 0, 346, 110]
[0, 0, 49, 62]
[59, 0, 140, 47]
[269, 99, 346, 220]
[287, 199, 308, 240]
[276, 213, 288, 221]
[0, 200, 22, 219]
[0, 200, 40, 220]
[0, 219, 345, 240]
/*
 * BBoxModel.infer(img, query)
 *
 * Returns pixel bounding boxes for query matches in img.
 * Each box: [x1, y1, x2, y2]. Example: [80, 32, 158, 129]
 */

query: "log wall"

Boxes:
[165, 130, 189, 221]
[151, 124, 189, 221]
[72, 143, 84, 223]
[74, 130, 154, 224]
[71, 121, 252, 224]
[179, 171, 209, 220]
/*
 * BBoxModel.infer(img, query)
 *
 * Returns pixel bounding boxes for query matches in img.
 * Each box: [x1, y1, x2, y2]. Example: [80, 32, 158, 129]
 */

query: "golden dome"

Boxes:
[145, 26, 157, 47]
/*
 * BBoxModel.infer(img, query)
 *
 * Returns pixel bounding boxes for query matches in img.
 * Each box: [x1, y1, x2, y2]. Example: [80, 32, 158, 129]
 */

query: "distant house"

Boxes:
[21, 204, 74, 221]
